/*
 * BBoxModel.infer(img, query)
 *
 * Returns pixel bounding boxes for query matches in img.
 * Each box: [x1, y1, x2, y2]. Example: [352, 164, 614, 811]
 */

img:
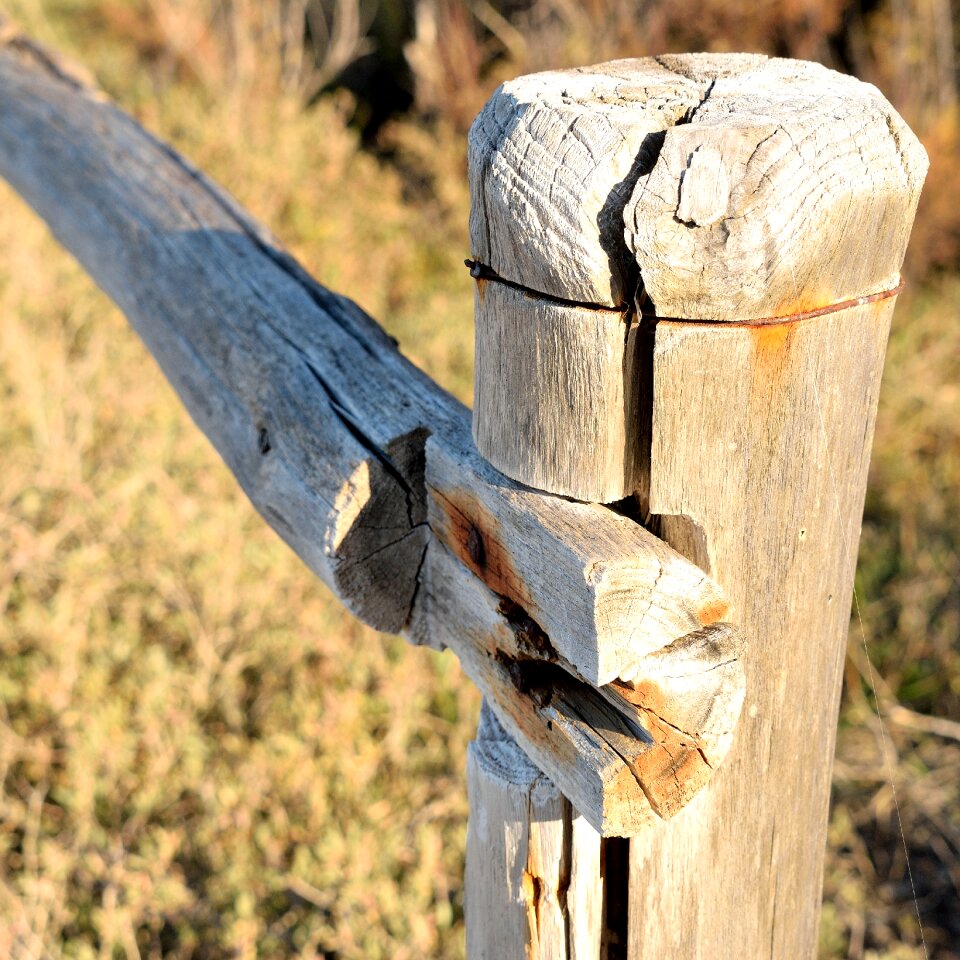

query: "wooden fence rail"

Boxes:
[0, 25, 744, 839]
[0, 22, 927, 960]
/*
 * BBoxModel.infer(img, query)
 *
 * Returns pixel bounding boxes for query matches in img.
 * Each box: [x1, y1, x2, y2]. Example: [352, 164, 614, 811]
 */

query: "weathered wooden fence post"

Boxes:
[0, 25, 744, 932]
[464, 55, 926, 957]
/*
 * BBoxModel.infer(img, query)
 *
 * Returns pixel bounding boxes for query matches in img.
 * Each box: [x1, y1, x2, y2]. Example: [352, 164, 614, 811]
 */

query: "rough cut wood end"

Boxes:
[424, 543, 746, 836]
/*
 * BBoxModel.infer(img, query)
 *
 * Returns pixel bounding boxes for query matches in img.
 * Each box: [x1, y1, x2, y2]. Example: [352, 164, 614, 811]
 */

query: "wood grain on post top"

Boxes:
[469, 53, 926, 502]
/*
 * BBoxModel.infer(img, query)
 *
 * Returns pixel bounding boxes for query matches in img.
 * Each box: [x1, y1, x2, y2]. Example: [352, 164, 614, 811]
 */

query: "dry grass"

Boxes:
[0, 2, 957, 958]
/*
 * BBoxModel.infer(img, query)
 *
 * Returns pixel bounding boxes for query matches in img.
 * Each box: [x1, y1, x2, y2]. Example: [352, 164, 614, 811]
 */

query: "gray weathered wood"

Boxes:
[0, 26, 445, 634]
[469, 53, 926, 501]
[0, 25, 729, 677]
[468, 57, 718, 306]
[472, 279, 642, 503]
[0, 27, 748, 835]
[466, 51, 926, 959]
[466, 702, 602, 960]
[624, 57, 927, 321]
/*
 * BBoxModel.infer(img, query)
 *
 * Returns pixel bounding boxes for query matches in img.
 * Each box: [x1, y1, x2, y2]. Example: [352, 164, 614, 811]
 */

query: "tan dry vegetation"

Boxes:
[0, 1, 958, 958]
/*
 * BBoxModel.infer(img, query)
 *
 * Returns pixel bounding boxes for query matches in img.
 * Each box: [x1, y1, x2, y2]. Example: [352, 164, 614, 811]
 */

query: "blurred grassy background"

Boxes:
[0, 1, 957, 957]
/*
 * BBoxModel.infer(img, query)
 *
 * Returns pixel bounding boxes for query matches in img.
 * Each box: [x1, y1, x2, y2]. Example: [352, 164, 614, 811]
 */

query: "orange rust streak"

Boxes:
[611, 679, 673, 715]
[749, 316, 797, 398]
[521, 870, 540, 951]
[696, 597, 731, 626]
[631, 738, 711, 818]
[607, 680, 649, 708]
[433, 486, 534, 611]
[750, 320, 794, 353]
[608, 679, 711, 817]
[611, 680, 713, 818]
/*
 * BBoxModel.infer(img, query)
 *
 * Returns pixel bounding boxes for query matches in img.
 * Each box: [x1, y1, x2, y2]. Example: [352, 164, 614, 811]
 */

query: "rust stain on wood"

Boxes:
[631, 735, 711, 818]
[696, 597, 730, 625]
[749, 318, 795, 357]
[609, 678, 712, 817]
[749, 317, 798, 399]
[521, 869, 543, 950]
[433, 486, 534, 611]
[608, 679, 655, 710]
[465, 258, 488, 304]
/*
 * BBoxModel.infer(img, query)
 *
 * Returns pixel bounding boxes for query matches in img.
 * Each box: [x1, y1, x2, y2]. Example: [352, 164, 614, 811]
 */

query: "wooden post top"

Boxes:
[469, 54, 928, 502]
[468, 53, 927, 319]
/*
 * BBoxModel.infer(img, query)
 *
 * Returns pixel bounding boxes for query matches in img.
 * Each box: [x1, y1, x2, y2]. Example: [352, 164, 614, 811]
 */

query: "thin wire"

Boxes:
[806, 317, 928, 958]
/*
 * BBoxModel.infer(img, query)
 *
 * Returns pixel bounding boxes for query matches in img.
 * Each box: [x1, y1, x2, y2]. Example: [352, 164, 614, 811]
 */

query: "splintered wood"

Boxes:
[465, 51, 926, 960]
[469, 54, 926, 502]
[466, 703, 602, 960]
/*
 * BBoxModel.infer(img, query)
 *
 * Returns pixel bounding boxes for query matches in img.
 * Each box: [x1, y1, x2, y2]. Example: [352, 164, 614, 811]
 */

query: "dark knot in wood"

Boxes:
[467, 525, 486, 567]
